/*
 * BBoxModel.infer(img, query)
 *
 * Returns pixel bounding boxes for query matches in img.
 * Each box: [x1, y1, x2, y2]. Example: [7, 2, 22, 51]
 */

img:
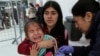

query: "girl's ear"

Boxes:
[85, 12, 93, 22]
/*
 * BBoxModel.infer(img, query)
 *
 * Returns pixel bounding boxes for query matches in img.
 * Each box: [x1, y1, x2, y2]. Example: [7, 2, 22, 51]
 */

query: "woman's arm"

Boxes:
[38, 39, 55, 48]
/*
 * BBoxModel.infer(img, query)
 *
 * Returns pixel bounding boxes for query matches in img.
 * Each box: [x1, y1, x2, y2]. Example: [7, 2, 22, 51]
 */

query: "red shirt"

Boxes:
[18, 38, 33, 55]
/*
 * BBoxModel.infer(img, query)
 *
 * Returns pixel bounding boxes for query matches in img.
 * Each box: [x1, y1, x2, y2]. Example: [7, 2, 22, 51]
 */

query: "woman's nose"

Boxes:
[47, 13, 52, 19]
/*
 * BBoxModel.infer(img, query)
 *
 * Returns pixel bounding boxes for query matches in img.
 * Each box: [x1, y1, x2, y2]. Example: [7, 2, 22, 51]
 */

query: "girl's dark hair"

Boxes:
[24, 19, 44, 37]
[72, 0, 100, 17]
[42, 1, 66, 47]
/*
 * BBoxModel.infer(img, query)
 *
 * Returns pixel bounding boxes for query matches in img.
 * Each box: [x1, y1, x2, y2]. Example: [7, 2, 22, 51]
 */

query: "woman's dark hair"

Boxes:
[72, 0, 100, 17]
[24, 19, 44, 37]
[42, 1, 66, 47]
[42, 1, 63, 26]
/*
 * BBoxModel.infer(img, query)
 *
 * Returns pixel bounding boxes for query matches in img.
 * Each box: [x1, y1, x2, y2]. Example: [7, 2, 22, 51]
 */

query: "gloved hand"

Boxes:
[57, 45, 74, 54]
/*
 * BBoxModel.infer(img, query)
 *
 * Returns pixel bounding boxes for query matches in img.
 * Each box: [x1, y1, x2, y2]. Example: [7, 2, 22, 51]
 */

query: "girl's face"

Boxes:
[73, 12, 92, 34]
[43, 7, 58, 27]
[27, 22, 44, 43]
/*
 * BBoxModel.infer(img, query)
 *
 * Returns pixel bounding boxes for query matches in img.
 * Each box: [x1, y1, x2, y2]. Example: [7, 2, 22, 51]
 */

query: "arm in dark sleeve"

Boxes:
[72, 46, 91, 56]
[73, 25, 100, 56]
[18, 38, 33, 55]
[88, 30, 100, 56]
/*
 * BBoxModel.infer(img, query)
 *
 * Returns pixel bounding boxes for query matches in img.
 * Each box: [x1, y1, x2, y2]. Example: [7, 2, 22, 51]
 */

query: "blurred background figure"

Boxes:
[1, 7, 10, 29]
[28, 3, 36, 20]
[36, 3, 43, 23]
[0, 8, 3, 30]
[13, 7, 18, 25]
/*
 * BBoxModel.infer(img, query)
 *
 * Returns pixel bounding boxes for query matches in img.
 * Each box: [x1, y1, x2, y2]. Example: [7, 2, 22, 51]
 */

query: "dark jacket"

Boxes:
[0, 9, 2, 19]
[72, 11, 100, 56]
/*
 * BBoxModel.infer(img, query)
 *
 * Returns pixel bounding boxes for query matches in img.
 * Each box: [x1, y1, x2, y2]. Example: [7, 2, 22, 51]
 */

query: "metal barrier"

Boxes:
[0, 0, 25, 44]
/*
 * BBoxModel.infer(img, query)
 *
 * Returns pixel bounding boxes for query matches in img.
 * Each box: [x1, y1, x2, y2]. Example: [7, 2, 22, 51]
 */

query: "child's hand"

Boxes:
[30, 44, 39, 56]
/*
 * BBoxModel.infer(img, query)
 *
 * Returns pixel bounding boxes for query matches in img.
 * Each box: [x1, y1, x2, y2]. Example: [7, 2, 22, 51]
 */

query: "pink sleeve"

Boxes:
[45, 51, 53, 56]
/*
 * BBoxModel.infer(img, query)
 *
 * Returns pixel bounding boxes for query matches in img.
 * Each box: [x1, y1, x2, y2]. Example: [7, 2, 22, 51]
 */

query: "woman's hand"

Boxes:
[38, 39, 55, 48]
[30, 44, 39, 56]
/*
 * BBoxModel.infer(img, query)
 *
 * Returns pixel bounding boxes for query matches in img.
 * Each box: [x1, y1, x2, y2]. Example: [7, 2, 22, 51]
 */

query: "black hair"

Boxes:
[42, 1, 66, 47]
[42, 1, 63, 26]
[72, 0, 100, 17]
[24, 19, 44, 37]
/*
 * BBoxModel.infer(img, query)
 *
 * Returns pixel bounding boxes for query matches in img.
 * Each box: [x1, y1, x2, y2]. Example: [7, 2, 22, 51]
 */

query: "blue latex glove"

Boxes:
[58, 45, 74, 54]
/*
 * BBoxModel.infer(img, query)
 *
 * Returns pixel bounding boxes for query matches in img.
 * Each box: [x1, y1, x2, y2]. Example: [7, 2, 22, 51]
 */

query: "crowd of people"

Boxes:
[17, 0, 100, 56]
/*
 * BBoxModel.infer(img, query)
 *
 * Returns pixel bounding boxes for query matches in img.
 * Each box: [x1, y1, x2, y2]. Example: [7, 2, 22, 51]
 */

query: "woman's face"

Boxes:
[73, 12, 92, 34]
[43, 7, 58, 27]
[27, 22, 44, 43]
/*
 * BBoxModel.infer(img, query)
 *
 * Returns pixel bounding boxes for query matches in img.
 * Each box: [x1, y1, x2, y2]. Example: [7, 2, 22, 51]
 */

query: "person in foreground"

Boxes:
[18, 1, 68, 56]
[41, 0, 68, 47]
[55, 0, 100, 56]
[18, 20, 57, 56]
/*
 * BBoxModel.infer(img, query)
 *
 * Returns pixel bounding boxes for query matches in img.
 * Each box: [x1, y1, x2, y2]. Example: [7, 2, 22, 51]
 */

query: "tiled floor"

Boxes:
[0, 29, 25, 56]
[0, 40, 18, 56]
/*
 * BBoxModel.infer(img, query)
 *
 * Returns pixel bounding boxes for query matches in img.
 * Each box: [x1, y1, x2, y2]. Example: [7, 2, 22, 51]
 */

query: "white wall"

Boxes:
[36, 0, 48, 6]
[54, 0, 78, 21]
[36, 0, 78, 21]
